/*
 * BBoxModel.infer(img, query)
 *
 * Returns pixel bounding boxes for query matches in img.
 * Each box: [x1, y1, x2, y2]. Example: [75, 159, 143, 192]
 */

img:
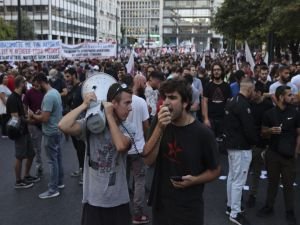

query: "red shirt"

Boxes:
[7, 75, 15, 92]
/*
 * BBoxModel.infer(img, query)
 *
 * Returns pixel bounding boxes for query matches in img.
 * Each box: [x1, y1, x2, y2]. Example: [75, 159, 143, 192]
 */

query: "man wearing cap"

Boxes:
[58, 82, 134, 225]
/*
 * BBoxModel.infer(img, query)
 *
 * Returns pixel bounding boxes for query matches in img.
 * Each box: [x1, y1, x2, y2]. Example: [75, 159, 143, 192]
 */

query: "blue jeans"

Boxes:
[43, 133, 64, 192]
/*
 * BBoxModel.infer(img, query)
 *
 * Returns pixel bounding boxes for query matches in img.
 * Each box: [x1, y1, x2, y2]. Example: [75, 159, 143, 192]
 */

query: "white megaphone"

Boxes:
[81, 72, 117, 134]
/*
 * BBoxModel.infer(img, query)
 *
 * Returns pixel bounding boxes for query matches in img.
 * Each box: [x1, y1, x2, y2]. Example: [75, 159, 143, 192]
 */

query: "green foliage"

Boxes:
[0, 18, 16, 40]
[12, 10, 35, 40]
[19, 11, 35, 40]
[213, 0, 300, 42]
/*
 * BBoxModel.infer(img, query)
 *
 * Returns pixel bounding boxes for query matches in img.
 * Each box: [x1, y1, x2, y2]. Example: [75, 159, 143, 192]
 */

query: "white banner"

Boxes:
[0, 40, 62, 61]
[62, 42, 116, 59]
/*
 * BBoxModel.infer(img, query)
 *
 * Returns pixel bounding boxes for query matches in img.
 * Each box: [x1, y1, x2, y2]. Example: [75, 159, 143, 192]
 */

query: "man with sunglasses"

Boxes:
[58, 82, 134, 225]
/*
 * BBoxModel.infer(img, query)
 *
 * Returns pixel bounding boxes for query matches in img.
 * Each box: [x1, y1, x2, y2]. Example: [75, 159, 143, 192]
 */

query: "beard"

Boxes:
[281, 76, 290, 83]
[213, 74, 222, 80]
[40, 87, 46, 93]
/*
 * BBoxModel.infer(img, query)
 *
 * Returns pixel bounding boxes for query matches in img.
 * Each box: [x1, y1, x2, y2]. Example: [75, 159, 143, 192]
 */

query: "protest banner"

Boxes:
[0, 40, 62, 61]
[62, 42, 117, 59]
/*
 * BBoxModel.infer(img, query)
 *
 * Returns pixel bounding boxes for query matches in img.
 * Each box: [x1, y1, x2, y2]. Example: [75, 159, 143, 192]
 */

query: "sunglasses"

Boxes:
[111, 83, 129, 100]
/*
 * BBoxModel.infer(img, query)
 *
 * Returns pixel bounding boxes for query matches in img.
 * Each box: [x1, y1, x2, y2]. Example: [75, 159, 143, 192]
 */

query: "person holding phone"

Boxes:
[143, 78, 221, 225]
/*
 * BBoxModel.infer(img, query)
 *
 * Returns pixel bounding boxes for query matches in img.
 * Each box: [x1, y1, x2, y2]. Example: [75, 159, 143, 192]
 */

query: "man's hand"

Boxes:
[82, 92, 97, 109]
[28, 109, 34, 118]
[102, 101, 114, 117]
[270, 126, 282, 134]
[157, 106, 171, 129]
[204, 119, 211, 128]
[171, 175, 196, 189]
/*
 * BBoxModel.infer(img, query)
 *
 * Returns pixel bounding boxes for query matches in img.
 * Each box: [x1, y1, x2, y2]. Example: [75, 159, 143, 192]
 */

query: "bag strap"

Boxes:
[86, 114, 93, 167]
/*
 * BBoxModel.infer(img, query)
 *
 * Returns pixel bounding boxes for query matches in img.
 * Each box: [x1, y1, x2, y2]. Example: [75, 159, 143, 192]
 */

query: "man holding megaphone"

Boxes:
[59, 82, 134, 225]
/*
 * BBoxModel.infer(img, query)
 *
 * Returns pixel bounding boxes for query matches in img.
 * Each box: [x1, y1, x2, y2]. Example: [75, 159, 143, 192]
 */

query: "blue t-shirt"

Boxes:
[42, 88, 62, 135]
[230, 82, 240, 97]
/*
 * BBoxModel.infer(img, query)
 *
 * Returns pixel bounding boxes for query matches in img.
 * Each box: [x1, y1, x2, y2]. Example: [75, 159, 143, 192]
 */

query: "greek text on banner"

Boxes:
[0, 40, 62, 62]
[61, 42, 116, 59]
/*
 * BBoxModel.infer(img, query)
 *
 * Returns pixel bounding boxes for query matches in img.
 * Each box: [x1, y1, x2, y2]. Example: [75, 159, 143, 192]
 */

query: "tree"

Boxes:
[19, 11, 35, 40]
[12, 11, 35, 40]
[212, 0, 265, 41]
[213, 0, 300, 62]
[0, 18, 16, 40]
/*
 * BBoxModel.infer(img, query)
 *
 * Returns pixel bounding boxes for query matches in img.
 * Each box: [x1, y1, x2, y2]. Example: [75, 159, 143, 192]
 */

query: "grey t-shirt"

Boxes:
[78, 119, 135, 207]
[41, 88, 62, 135]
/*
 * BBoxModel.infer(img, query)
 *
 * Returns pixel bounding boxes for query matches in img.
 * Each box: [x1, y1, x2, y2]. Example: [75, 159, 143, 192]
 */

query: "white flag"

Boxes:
[245, 41, 255, 72]
[126, 51, 135, 75]
[236, 57, 239, 70]
[201, 54, 205, 69]
[264, 52, 269, 65]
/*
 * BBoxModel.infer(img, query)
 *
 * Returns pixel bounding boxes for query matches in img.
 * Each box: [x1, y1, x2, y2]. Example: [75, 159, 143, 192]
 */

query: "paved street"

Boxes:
[0, 136, 299, 225]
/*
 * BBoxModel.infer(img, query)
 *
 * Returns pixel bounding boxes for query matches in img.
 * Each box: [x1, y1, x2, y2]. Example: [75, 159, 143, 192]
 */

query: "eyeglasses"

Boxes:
[111, 83, 129, 100]
[213, 68, 221, 71]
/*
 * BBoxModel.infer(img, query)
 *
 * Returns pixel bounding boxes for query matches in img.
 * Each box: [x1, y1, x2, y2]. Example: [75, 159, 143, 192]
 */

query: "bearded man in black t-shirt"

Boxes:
[202, 62, 231, 140]
[144, 78, 220, 225]
[64, 67, 85, 184]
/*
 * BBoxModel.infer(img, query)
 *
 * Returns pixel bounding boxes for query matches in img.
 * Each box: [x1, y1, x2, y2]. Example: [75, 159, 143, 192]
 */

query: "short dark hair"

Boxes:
[254, 83, 265, 93]
[183, 74, 193, 85]
[65, 67, 78, 79]
[278, 65, 290, 73]
[14, 75, 25, 88]
[107, 83, 133, 102]
[233, 70, 245, 82]
[149, 71, 165, 81]
[260, 65, 269, 71]
[159, 78, 192, 111]
[35, 73, 49, 84]
[0, 73, 6, 84]
[275, 85, 291, 100]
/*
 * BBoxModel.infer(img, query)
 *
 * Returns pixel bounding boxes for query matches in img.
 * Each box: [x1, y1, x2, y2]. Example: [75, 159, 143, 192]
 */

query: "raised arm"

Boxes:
[58, 92, 95, 136]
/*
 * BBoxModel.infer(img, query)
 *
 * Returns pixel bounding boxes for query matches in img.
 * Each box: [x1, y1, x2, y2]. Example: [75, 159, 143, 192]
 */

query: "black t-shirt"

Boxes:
[255, 80, 272, 94]
[148, 119, 219, 223]
[50, 78, 66, 93]
[203, 81, 231, 118]
[6, 92, 28, 134]
[262, 105, 300, 157]
[66, 82, 83, 110]
[251, 98, 274, 147]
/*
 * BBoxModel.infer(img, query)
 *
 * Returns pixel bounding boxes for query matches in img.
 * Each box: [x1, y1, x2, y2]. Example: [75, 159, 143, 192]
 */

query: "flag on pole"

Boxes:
[126, 50, 135, 75]
[235, 57, 239, 70]
[264, 52, 269, 65]
[201, 54, 205, 69]
[245, 41, 255, 72]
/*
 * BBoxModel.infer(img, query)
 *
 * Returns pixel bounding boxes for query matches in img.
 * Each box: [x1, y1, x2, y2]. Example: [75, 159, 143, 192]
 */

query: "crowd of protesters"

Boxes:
[0, 50, 300, 225]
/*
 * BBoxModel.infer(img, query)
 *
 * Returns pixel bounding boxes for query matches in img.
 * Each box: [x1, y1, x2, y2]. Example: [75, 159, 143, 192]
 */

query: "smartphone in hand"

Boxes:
[170, 176, 183, 182]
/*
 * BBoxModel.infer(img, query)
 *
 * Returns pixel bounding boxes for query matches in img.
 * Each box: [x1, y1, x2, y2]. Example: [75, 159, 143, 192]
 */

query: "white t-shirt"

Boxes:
[0, 84, 12, 97]
[126, 95, 149, 154]
[145, 83, 158, 117]
[291, 74, 300, 92]
[269, 81, 298, 95]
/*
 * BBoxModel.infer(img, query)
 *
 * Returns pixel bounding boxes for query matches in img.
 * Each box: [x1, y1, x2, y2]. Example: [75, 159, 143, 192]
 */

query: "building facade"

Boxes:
[97, 0, 121, 42]
[120, 0, 163, 46]
[162, 0, 213, 51]
[0, 0, 96, 44]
